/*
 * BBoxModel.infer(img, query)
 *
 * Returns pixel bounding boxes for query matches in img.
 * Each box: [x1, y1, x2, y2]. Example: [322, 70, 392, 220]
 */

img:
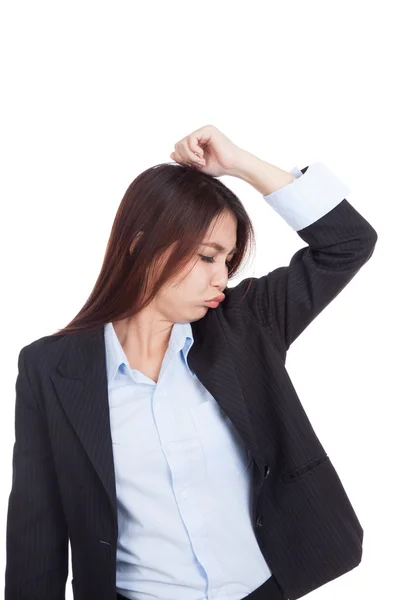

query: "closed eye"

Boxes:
[200, 255, 233, 269]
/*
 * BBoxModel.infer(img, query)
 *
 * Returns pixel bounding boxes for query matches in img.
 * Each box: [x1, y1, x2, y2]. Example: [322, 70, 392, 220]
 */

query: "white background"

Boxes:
[1, 2, 398, 599]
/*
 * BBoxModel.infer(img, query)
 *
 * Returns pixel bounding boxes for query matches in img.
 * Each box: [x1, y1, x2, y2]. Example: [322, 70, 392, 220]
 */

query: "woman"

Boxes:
[5, 125, 378, 600]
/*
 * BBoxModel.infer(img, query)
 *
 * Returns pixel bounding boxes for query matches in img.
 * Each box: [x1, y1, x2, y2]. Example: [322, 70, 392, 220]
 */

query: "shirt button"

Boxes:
[182, 490, 187, 499]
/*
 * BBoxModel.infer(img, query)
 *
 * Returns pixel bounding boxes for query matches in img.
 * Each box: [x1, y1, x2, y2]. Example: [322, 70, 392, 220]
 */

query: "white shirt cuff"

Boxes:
[263, 162, 352, 231]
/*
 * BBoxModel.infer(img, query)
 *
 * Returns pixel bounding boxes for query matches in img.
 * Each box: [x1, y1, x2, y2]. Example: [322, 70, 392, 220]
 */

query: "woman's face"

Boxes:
[154, 211, 238, 322]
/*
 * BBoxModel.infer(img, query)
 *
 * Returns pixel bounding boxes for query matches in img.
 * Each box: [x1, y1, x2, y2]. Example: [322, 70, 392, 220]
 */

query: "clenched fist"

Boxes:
[170, 124, 245, 178]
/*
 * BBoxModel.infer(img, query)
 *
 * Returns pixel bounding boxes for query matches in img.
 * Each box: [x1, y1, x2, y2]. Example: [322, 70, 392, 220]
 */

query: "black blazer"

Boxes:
[5, 174, 378, 600]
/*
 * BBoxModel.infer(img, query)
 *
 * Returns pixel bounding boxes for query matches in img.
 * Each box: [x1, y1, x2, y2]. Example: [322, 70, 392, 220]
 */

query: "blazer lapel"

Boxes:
[50, 314, 264, 529]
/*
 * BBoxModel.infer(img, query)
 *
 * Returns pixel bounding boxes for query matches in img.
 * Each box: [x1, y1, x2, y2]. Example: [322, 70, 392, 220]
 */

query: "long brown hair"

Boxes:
[51, 162, 256, 336]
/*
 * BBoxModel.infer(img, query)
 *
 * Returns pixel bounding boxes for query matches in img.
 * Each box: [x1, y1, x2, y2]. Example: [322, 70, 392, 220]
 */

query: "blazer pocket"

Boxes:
[281, 455, 329, 483]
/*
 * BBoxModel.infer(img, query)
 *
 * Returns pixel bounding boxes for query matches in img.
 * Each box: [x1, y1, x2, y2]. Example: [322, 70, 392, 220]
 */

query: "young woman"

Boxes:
[5, 125, 378, 600]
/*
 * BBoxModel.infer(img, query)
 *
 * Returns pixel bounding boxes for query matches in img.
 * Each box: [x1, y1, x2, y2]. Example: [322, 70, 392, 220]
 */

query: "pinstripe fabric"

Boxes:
[5, 166, 378, 600]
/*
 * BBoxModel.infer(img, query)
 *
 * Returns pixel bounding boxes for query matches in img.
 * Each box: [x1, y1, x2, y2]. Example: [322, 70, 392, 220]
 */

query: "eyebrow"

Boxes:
[201, 242, 238, 254]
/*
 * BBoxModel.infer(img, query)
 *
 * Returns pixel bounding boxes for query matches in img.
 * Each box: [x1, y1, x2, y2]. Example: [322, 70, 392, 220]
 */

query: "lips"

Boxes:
[208, 293, 225, 303]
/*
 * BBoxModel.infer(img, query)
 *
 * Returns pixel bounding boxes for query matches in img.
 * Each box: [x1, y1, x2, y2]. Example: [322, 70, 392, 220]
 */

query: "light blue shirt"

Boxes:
[105, 162, 351, 600]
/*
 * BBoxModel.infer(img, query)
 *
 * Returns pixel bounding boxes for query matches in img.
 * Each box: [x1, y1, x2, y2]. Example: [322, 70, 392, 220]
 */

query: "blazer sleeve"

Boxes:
[228, 163, 378, 354]
[5, 347, 69, 600]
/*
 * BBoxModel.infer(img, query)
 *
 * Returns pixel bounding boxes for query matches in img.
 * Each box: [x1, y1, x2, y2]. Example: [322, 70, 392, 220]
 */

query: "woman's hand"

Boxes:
[170, 124, 245, 177]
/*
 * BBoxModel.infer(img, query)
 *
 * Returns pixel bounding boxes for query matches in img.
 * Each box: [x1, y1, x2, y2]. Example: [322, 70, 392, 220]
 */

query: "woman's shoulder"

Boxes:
[19, 330, 74, 373]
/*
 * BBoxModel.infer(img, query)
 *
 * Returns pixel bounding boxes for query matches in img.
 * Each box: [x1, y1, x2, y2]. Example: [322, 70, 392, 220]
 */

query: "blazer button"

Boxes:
[256, 515, 263, 528]
[264, 465, 270, 478]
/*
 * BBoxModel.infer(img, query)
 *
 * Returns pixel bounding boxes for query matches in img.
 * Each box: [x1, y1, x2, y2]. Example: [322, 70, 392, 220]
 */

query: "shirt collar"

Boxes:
[104, 321, 194, 383]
